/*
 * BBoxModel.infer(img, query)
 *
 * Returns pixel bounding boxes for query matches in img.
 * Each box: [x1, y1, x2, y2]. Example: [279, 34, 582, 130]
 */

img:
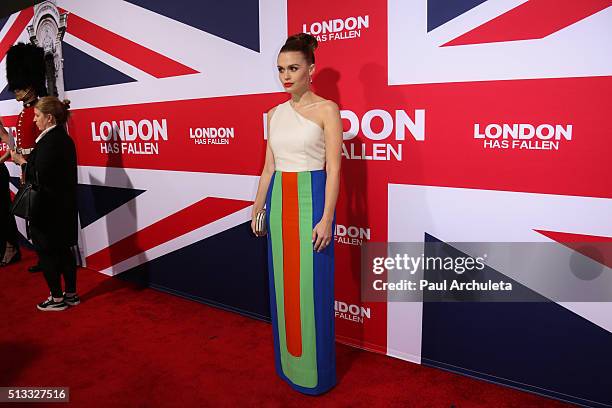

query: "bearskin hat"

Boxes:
[6, 42, 47, 97]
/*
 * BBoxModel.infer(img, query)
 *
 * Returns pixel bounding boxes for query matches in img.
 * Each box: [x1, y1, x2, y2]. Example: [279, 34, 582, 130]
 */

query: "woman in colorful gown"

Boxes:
[251, 33, 343, 395]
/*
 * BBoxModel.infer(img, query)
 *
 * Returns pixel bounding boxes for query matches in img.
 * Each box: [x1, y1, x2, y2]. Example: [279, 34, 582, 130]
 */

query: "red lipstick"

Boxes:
[283, 82, 293, 88]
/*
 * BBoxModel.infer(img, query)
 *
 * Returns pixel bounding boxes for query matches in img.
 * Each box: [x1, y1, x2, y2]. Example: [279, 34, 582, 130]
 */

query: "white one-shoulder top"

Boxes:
[269, 101, 326, 172]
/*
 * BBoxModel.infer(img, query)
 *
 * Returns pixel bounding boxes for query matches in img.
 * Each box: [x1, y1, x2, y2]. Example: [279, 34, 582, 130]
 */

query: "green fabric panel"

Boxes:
[295, 171, 318, 387]
[270, 171, 319, 389]
[269, 172, 290, 378]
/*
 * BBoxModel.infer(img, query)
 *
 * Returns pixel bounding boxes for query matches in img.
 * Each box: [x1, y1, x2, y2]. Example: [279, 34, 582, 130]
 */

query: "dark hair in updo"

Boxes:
[280, 33, 318, 64]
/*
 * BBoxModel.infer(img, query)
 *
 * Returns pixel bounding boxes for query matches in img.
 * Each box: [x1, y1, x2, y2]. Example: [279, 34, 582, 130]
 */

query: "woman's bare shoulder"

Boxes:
[267, 105, 279, 121]
[314, 99, 339, 116]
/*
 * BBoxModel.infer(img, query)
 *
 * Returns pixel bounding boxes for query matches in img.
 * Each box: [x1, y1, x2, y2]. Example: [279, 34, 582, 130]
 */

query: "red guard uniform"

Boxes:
[16, 102, 40, 155]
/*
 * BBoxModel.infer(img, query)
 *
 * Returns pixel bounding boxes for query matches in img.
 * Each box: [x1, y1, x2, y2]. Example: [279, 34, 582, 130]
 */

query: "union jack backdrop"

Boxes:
[1, 1, 611, 406]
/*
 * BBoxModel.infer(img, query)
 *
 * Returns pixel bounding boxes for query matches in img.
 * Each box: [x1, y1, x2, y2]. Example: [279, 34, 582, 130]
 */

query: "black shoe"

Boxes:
[37, 296, 68, 311]
[64, 293, 81, 306]
[28, 264, 42, 273]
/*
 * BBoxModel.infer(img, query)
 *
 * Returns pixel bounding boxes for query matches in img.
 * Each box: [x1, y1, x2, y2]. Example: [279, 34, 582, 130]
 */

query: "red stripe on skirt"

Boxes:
[282, 173, 302, 357]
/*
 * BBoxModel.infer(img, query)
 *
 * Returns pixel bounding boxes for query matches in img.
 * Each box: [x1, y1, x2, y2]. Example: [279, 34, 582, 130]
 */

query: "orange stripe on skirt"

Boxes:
[282, 172, 302, 357]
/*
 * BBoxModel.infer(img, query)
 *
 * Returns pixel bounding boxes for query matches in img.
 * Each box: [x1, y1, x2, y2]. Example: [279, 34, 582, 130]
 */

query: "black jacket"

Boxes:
[25, 125, 78, 249]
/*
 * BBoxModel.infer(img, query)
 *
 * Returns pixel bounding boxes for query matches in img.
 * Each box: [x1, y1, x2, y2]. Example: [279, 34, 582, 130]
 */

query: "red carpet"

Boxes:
[0, 249, 574, 407]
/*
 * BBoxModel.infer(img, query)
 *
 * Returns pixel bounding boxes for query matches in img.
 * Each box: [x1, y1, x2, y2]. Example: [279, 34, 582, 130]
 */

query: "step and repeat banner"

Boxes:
[1, 1, 611, 406]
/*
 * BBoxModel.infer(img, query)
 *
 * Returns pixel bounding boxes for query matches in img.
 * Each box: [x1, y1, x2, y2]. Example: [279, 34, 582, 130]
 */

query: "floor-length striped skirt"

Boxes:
[265, 170, 336, 395]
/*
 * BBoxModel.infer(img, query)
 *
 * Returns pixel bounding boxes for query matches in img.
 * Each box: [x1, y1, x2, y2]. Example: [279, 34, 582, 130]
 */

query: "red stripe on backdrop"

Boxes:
[69, 93, 285, 176]
[60, 9, 198, 78]
[287, 0, 391, 355]
[535, 230, 612, 268]
[281, 172, 303, 358]
[444, 0, 612, 46]
[0, 9, 34, 61]
[86, 197, 252, 271]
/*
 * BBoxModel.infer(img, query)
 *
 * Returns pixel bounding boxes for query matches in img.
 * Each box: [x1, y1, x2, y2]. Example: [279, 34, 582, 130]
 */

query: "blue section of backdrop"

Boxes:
[0, 85, 12, 101]
[427, 0, 489, 32]
[118, 221, 270, 321]
[77, 184, 146, 228]
[0, 16, 8, 32]
[123, 0, 260, 52]
[421, 233, 612, 408]
[61, 41, 136, 91]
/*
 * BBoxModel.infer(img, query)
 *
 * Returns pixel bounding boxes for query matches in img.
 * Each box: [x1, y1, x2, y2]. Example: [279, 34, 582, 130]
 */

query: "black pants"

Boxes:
[38, 246, 77, 298]
[0, 163, 18, 256]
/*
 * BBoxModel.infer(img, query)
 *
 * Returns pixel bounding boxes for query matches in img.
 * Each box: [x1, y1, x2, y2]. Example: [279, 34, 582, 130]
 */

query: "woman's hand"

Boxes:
[10, 149, 26, 165]
[251, 209, 266, 237]
[312, 218, 333, 252]
[251, 214, 259, 236]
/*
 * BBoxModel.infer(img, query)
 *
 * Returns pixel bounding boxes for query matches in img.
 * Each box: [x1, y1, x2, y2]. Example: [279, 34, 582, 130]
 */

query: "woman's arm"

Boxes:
[0, 118, 13, 154]
[251, 107, 277, 235]
[0, 117, 8, 139]
[312, 101, 343, 251]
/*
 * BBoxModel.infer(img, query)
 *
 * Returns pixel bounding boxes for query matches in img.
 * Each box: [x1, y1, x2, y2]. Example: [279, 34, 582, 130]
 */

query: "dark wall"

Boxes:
[0, 0, 45, 19]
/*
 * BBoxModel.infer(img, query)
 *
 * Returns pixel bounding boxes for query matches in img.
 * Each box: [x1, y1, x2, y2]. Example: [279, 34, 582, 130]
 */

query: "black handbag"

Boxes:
[11, 170, 39, 220]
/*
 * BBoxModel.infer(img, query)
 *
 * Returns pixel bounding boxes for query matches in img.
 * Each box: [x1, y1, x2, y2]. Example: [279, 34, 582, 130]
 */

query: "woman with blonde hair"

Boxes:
[12, 96, 78, 311]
